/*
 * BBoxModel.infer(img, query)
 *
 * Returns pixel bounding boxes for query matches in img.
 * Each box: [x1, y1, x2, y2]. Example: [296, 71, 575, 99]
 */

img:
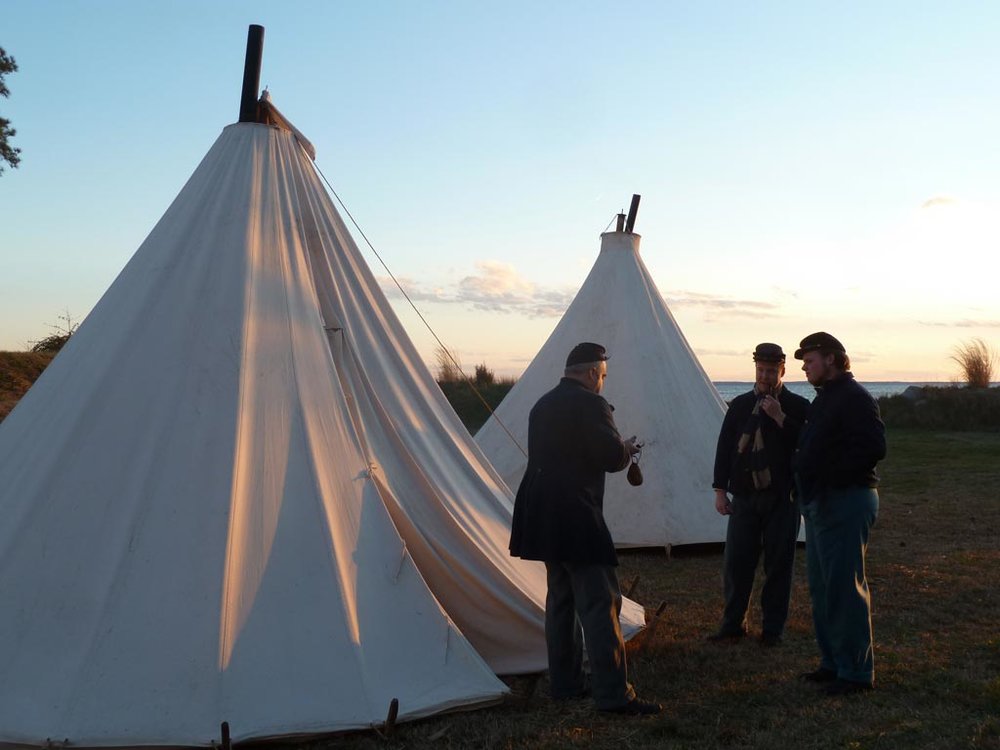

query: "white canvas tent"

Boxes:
[0, 87, 645, 746]
[476, 225, 728, 548]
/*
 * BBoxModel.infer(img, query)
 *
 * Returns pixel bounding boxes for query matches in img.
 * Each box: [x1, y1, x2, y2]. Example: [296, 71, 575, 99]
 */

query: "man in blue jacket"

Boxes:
[710, 343, 810, 647]
[510, 342, 660, 716]
[794, 332, 886, 696]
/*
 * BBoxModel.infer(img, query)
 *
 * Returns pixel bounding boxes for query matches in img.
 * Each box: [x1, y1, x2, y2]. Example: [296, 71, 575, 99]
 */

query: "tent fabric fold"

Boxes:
[0, 121, 643, 747]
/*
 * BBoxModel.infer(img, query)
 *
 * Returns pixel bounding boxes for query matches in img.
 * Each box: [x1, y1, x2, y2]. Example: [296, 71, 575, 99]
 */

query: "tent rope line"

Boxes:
[310, 156, 528, 459]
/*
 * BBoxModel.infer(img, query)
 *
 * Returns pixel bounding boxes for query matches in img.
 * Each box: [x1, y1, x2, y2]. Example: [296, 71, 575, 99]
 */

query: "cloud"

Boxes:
[378, 262, 575, 318]
[770, 285, 800, 299]
[664, 290, 781, 318]
[378, 276, 452, 304]
[664, 290, 779, 311]
[919, 319, 1000, 328]
[921, 196, 956, 209]
[693, 348, 750, 358]
[380, 268, 783, 322]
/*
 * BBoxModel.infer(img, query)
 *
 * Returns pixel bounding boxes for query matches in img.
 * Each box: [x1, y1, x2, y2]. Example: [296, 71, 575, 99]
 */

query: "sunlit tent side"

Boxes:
[0, 28, 643, 747]
[476, 201, 728, 548]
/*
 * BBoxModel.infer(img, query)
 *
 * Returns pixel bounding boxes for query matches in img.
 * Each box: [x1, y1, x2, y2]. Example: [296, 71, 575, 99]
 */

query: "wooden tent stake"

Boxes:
[624, 574, 640, 598]
[634, 601, 667, 655]
[384, 698, 399, 736]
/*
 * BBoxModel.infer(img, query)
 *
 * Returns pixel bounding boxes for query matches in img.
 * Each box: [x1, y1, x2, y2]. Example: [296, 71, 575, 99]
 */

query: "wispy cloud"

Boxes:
[921, 195, 956, 209]
[919, 319, 1000, 328]
[378, 261, 575, 318]
[379, 268, 783, 322]
[770, 285, 800, 299]
[693, 348, 751, 358]
[664, 290, 781, 318]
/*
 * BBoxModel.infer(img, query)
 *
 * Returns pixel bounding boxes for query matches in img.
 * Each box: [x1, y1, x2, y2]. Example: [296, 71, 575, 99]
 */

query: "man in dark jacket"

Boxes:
[794, 332, 886, 696]
[510, 342, 660, 716]
[709, 343, 810, 646]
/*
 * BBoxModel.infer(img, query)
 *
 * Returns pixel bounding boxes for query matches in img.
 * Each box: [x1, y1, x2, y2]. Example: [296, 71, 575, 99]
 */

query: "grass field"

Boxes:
[302, 429, 1000, 750]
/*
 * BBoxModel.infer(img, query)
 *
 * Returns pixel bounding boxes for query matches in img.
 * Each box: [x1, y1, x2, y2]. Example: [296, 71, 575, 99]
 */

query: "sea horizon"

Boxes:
[710, 380, 989, 402]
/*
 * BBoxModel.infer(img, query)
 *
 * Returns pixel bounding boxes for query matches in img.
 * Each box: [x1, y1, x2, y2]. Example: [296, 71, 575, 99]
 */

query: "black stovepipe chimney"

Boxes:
[238, 25, 265, 123]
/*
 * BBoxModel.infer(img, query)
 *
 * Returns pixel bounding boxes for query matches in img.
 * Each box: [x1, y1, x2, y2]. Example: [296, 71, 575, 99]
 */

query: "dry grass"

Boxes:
[952, 338, 997, 389]
[0, 350, 55, 422]
[287, 429, 1000, 750]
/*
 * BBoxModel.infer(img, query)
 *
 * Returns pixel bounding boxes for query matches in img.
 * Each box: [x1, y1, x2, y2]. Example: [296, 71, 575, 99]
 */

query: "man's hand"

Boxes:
[760, 395, 786, 427]
[714, 489, 732, 515]
[624, 435, 642, 457]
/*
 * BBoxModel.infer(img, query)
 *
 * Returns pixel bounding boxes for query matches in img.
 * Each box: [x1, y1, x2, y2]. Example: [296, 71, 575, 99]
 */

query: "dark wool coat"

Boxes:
[509, 378, 631, 567]
[795, 373, 887, 500]
[712, 386, 811, 498]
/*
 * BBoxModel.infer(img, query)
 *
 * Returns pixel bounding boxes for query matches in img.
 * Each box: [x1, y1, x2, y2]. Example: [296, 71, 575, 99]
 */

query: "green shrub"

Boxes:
[474, 363, 495, 386]
[437, 379, 516, 434]
[879, 385, 1000, 431]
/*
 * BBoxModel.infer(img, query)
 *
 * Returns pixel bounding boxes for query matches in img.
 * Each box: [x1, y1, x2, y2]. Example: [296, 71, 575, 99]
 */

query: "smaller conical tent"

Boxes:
[0, 30, 644, 748]
[476, 222, 728, 548]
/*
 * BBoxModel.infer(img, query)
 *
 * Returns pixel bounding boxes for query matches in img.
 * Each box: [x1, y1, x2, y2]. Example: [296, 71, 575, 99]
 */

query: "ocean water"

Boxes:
[712, 381, 950, 403]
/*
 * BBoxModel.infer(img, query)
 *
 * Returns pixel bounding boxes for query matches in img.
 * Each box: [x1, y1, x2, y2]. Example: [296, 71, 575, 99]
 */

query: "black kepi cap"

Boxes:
[794, 331, 846, 360]
[566, 342, 609, 367]
[752, 343, 785, 363]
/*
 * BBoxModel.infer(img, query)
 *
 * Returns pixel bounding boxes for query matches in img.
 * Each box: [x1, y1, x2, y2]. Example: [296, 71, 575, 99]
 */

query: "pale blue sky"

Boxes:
[2, 1, 998, 379]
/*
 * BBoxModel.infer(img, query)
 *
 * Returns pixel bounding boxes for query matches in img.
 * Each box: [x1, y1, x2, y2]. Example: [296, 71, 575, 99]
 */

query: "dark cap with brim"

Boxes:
[752, 343, 785, 363]
[566, 342, 609, 367]
[794, 331, 846, 360]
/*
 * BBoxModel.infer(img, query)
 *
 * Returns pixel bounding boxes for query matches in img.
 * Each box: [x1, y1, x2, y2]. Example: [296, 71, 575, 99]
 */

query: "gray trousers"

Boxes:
[720, 489, 801, 637]
[802, 487, 878, 685]
[544, 561, 636, 709]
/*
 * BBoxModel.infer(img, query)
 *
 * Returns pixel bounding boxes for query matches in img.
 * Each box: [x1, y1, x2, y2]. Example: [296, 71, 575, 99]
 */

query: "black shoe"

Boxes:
[759, 633, 782, 647]
[599, 698, 662, 716]
[706, 630, 746, 643]
[824, 678, 873, 696]
[800, 667, 837, 683]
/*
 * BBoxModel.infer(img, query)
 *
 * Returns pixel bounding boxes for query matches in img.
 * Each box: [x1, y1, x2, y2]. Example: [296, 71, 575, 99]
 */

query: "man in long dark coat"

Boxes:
[510, 342, 660, 716]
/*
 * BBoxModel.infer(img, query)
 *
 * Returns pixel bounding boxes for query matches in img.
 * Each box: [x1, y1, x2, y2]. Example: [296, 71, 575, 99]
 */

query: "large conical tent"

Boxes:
[0, 34, 643, 748]
[476, 217, 728, 548]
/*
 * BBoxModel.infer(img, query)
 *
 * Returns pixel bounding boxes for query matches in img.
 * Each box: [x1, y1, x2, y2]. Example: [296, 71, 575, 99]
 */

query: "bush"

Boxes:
[30, 332, 72, 353]
[29, 310, 78, 354]
[437, 379, 516, 434]
[474, 363, 495, 386]
[878, 385, 1000, 431]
